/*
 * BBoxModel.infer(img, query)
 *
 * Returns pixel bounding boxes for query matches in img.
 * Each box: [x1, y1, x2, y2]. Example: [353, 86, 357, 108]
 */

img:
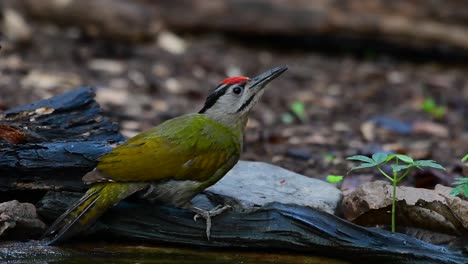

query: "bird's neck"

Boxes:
[205, 112, 247, 136]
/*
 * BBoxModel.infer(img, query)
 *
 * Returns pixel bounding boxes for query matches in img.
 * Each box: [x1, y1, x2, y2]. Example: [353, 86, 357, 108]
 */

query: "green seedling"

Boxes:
[421, 98, 446, 119]
[462, 154, 468, 162]
[450, 154, 468, 198]
[323, 154, 336, 163]
[326, 175, 343, 184]
[450, 178, 468, 198]
[347, 152, 445, 232]
[290, 100, 306, 122]
[281, 100, 307, 124]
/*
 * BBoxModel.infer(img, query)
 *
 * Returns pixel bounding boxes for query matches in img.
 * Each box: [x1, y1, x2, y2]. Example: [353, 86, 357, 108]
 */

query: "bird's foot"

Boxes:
[192, 204, 231, 240]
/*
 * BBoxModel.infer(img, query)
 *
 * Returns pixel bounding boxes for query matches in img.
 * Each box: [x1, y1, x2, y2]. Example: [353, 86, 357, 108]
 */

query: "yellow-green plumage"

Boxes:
[96, 114, 241, 183]
[44, 114, 241, 244]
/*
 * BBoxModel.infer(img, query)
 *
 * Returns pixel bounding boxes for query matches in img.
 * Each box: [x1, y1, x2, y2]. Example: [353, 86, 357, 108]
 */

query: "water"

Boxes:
[0, 241, 347, 264]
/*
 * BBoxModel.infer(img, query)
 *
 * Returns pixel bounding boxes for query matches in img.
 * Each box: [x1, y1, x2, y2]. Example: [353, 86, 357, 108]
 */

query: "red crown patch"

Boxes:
[220, 76, 249, 85]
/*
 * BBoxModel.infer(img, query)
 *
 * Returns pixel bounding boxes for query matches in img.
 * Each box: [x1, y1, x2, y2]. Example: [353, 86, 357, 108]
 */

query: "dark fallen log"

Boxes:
[36, 192, 467, 264]
[0, 87, 124, 192]
[1, 88, 466, 263]
[7, 0, 468, 53]
[5, 0, 154, 41]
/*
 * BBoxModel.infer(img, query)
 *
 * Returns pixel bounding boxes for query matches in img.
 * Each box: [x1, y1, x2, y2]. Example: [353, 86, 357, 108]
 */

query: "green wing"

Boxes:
[94, 114, 241, 183]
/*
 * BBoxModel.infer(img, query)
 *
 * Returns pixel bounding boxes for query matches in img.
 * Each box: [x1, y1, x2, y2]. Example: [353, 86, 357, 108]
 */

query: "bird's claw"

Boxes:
[192, 204, 231, 239]
[193, 204, 228, 221]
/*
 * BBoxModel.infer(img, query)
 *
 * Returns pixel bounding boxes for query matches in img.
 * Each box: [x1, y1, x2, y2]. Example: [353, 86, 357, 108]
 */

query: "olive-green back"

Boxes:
[96, 114, 241, 183]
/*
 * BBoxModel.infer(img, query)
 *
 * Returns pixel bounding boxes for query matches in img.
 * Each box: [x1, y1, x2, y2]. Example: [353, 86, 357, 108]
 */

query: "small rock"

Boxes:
[151, 99, 169, 112]
[121, 120, 141, 138]
[207, 161, 342, 214]
[96, 88, 129, 105]
[0, 200, 46, 239]
[164, 78, 182, 94]
[88, 59, 126, 75]
[368, 117, 412, 135]
[21, 70, 81, 94]
[342, 181, 468, 235]
[157, 31, 187, 55]
[360, 121, 376, 141]
[412, 121, 449, 138]
[2, 8, 32, 44]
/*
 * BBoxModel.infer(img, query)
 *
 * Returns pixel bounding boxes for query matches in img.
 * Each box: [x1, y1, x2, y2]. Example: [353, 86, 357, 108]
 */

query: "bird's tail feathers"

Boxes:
[43, 182, 147, 245]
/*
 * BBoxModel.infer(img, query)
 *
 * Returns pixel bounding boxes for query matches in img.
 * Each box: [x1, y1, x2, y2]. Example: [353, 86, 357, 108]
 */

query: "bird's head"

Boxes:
[199, 65, 287, 129]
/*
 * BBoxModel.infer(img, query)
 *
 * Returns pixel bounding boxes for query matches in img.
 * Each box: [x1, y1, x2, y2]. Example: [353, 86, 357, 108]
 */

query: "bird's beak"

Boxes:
[247, 65, 288, 91]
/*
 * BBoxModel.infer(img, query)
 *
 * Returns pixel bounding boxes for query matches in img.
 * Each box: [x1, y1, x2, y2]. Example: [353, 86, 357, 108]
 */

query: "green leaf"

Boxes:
[421, 98, 436, 112]
[346, 155, 375, 164]
[413, 160, 434, 165]
[395, 154, 414, 164]
[421, 98, 446, 119]
[349, 163, 378, 171]
[450, 184, 468, 197]
[462, 154, 468, 162]
[372, 153, 388, 164]
[450, 185, 463, 196]
[291, 101, 306, 121]
[452, 178, 468, 185]
[326, 175, 344, 183]
[414, 160, 445, 170]
[392, 164, 413, 172]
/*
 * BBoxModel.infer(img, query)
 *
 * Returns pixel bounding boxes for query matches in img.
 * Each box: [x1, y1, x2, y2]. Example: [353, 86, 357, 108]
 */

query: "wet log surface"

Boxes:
[0, 87, 124, 192]
[0, 88, 466, 264]
[37, 193, 467, 264]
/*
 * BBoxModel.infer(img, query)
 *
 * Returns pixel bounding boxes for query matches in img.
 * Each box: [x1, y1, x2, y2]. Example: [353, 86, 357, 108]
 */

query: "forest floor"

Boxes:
[0, 23, 467, 193]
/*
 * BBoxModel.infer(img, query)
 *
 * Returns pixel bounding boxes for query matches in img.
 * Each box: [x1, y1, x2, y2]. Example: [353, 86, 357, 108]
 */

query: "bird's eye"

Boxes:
[233, 86, 243, 95]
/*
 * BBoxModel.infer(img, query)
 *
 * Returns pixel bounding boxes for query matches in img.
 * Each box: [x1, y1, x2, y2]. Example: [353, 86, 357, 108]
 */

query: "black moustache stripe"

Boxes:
[199, 84, 230, 113]
[236, 93, 255, 113]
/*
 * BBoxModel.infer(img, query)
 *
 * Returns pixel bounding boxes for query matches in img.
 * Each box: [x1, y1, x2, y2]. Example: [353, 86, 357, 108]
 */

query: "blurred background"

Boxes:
[0, 0, 467, 191]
